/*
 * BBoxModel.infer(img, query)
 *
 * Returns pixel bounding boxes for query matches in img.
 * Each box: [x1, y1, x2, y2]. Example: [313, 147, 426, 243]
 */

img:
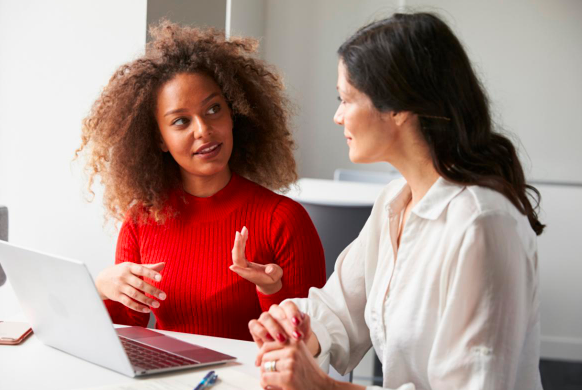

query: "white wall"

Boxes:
[536, 183, 582, 361]
[227, 0, 266, 56]
[146, 0, 226, 37]
[0, 0, 147, 317]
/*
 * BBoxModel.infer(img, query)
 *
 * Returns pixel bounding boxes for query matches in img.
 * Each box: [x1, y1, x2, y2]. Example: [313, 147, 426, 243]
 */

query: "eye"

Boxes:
[171, 117, 189, 126]
[207, 104, 221, 115]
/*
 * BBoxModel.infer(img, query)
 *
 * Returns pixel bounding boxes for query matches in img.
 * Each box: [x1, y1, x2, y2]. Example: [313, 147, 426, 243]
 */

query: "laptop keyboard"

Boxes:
[120, 336, 199, 371]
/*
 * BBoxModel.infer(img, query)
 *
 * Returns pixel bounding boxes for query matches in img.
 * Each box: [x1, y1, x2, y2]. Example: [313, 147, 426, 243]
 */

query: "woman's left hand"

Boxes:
[258, 340, 332, 390]
[230, 226, 283, 295]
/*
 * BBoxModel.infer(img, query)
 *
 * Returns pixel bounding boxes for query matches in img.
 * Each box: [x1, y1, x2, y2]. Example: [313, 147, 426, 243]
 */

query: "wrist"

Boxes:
[256, 280, 282, 295]
[326, 377, 365, 390]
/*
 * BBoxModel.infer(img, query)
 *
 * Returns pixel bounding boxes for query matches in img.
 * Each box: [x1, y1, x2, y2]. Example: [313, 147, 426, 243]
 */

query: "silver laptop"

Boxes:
[0, 240, 236, 377]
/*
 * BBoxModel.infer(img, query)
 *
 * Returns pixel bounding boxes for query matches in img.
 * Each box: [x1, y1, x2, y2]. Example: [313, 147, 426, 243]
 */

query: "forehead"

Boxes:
[157, 72, 222, 107]
[336, 60, 354, 93]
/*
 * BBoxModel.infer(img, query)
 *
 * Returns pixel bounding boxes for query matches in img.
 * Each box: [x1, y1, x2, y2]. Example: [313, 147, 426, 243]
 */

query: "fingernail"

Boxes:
[291, 316, 300, 326]
[143, 308, 151, 313]
[300, 311, 306, 319]
[159, 292, 166, 300]
[266, 333, 275, 342]
[255, 359, 259, 366]
[277, 333, 286, 342]
[266, 266, 273, 274]
[293, 330, 302, 339]
[152, 301, 160, 308]
[155, 274, 161, 281]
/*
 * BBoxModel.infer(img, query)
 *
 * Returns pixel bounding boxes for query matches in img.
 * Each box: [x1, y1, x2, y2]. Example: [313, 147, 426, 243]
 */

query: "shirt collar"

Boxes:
[384, 177, 465, 221]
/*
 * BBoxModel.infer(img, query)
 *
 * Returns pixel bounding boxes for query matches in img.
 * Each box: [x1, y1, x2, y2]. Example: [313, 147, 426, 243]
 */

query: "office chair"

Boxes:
[0, 206, 8, 286]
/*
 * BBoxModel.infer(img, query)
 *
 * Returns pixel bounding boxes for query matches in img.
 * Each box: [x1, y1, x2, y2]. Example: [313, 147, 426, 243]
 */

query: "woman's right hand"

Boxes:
[248, 301, 320, 365]
[95, 262, 166, 313]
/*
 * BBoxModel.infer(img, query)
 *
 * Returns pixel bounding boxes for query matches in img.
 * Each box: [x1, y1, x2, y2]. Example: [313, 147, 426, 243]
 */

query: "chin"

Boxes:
[348, 151, 363, 164]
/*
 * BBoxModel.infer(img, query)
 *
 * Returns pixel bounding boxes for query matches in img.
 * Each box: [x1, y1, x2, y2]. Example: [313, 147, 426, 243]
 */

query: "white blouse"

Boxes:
[290, 177, 543, 390]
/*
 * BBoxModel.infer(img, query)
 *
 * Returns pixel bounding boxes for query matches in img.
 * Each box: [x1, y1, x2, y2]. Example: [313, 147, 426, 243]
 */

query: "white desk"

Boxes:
[284, 178, 386, 207]
[0, 320, 261, 390]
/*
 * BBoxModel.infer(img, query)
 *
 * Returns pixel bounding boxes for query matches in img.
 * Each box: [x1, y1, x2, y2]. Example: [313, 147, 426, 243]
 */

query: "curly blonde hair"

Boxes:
[77, 21, 297, 222]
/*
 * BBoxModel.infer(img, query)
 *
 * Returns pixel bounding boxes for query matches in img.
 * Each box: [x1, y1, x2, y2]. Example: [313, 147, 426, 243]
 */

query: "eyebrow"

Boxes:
[163, 92, 221, 117]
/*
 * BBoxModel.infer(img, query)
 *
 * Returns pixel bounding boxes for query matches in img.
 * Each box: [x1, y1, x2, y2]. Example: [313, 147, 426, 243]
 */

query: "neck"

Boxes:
[399, 160, 440, 206]
[386, 119, 440, 206]
[181, 167, 232, 197]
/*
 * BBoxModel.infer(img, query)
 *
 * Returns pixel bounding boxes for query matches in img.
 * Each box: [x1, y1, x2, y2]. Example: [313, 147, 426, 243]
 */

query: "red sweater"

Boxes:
[105, 174, 325, 341]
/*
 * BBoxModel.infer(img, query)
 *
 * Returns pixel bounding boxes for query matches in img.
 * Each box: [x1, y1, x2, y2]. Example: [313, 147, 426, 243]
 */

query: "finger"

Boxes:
[260, 346, 293, 372]
[118, 293, 151, 313]
[258, 311, 289, 344]
[268, 304, 300, 340]
[231, 231, 248, 268]
[264, 263, 283, 282]
[229, 264, 272, 285]
[249, 319, 276, 343]
[241, 226, 249, 244]
[281, 301, 310, 340]
[250, 330, 264, 351]
[126, 274, 166, 301]
[122, 285, 160, 308]
[129, 263, 163, 282]
[256, 341, 289, 368]
[245, 262, 282, 284]
[249, 321, 277, 365]
[143, 262, 165, 273]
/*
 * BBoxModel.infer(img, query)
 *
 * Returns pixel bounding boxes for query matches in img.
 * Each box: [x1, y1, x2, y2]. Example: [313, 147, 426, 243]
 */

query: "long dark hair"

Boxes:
[338, 13, 544, 235]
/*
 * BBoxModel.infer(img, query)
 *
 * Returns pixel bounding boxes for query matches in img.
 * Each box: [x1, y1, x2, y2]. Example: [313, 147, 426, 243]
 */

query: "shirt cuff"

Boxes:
[310, 317, 333, 361]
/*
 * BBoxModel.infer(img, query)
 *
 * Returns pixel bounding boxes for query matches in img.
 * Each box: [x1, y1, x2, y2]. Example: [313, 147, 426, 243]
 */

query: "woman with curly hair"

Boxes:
[76, 22, 325, 341]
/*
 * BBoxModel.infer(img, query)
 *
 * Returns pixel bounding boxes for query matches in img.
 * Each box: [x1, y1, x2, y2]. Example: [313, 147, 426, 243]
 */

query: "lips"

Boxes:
[194, 142, 221, 155]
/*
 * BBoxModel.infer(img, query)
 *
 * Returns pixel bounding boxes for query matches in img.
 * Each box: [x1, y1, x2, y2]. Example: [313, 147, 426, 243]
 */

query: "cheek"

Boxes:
[164, 133, 192, 155]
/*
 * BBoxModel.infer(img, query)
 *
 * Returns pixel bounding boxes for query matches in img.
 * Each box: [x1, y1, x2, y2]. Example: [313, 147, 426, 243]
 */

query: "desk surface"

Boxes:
[0, 321, 261, 390]
[285, 178, 387, 207]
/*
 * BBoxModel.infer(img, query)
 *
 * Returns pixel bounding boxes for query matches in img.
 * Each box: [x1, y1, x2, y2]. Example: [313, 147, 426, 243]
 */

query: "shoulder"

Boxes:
[449, 185, 537, 256]
[238, 175, 308, 213]
[450, 184, 525, 225]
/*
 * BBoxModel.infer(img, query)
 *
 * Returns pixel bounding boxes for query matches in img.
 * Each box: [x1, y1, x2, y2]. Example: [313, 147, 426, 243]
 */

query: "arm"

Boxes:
[257, 198, 326, 310]
[427, 212, 538, 389]
[99, 217, 162, 327]
[289, 235, 372, 375]
[249, 218, 374, 373]
[253, 195, 381, 374]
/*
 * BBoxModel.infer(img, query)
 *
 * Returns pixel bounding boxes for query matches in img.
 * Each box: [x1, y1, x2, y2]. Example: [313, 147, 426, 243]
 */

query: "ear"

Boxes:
[159, 137, 169, 152]
[390, 111, 414, 127]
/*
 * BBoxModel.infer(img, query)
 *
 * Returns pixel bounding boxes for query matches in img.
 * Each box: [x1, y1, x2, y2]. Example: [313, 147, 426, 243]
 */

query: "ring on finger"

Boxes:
[263, 360, 277, 372]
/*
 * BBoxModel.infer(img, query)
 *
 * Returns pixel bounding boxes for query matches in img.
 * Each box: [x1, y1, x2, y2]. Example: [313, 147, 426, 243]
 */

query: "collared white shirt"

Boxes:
[290, 177, 542, 390]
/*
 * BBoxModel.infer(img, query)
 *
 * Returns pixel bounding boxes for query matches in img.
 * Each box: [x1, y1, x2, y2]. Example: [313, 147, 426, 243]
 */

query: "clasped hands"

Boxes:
[95, 226, 284, 312]
[249, 301, 332, 390]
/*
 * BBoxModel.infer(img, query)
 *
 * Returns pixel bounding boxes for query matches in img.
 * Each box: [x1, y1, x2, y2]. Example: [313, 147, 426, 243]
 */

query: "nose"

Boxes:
[192, 115, 212, 138]
[333, 104, 344, 126]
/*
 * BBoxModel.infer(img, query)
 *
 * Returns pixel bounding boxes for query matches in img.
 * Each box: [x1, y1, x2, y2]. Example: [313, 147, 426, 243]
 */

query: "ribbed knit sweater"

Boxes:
[105, 173, 326, 341]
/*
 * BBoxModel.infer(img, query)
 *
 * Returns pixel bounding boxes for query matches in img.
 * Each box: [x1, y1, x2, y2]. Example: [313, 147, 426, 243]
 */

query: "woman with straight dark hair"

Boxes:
[247, 13, 544, 390]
